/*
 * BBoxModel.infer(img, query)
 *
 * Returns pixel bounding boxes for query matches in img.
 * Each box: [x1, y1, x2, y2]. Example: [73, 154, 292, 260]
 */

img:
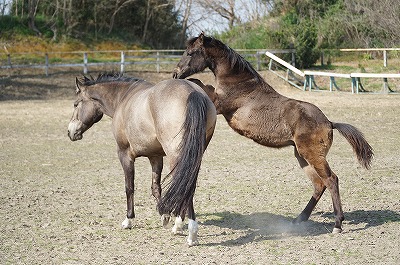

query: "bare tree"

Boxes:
[49, 0, 60, 41]
[343, 0, 400, 47]
[28, 0, 41, 35]
[198, 0, 238, 30]
[174, 0, 193, 45]
[142, 0, 152, 42]
[141, 0, 171, 42]
[240, 0, 273, 22]
[174, 0, 273, 36]
[0, 0, 9, 15]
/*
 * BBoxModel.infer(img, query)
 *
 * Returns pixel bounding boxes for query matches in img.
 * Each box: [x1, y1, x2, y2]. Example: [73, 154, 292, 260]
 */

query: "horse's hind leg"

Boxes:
[148, 156, 163, 202]
[171, 215, 184, 235]
[170, 199, 198, 246]
[293, 148, 326, 224]
[186, 198, 198, 246]
[296, 147, 344, 233]
[314, 162, 343, 233]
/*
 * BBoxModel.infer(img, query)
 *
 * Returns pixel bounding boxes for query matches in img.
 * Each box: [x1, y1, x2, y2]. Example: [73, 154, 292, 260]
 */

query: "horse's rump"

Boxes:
[157, 89, 216, 216]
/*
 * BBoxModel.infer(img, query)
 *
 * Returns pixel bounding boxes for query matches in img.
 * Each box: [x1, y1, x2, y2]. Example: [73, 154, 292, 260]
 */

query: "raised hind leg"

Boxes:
[148, 156, 163, 202]
[118, 148, 136, 229]
[293, 148, 327, 224]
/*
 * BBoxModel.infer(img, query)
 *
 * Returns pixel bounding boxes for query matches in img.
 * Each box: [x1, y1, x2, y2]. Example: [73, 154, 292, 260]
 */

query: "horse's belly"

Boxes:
[227, 113, 294, 148]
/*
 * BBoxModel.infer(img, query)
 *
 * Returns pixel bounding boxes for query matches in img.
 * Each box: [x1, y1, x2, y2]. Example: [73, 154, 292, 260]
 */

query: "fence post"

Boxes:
[320, 51, 324, 66]
[120, 51, 125, 73]
[383, 50, 387, 67]
[83, 52, 88, 74]
[45, 53, 49, 76]
[291, 50, 296, 66]
[256, 51, 261, 71]
[7, 53, 11, 68]
[156, 51, 160, 73]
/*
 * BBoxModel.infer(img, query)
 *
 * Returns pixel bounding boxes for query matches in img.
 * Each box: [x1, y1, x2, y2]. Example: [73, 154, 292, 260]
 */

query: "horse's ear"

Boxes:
[75, 77, 82, 94]
[198, 32, 205, 44]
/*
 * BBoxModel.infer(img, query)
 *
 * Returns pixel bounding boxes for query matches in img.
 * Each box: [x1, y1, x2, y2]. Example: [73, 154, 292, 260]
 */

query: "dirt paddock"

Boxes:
[1, 70, 399, 264]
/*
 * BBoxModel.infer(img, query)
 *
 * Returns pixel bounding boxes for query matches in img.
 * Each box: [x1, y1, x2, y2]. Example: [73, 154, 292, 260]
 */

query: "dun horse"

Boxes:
[67, 73, 216, 246]
[173, 33, 373, 233]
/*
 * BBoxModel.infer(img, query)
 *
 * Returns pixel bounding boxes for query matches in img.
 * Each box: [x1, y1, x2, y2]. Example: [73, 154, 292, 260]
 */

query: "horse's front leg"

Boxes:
[118, 149, 135, 229]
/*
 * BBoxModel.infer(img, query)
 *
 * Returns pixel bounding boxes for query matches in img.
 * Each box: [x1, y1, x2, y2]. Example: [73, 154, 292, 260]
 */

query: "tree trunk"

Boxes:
[108, 0, 138, 34]
[180, 0, 192, 47]
[142, 0, 152, 43]
[28, 0, 41, 36]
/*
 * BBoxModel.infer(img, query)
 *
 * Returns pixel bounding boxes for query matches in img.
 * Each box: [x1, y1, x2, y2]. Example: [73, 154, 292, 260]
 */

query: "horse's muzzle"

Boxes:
[172, 67, 180, 79]
[68, 120, 84, 141]
[68, 130, 82, 141]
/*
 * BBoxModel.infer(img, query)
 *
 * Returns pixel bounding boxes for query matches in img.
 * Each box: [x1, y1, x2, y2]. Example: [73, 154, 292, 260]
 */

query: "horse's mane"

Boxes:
[78, 72, 141, 86]
[188, 35, 264, 82]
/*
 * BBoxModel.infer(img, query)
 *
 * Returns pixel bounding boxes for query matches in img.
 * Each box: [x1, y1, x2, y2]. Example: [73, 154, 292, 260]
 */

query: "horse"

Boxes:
[67, 73, 217, 246]
[173, 33, 374, 234]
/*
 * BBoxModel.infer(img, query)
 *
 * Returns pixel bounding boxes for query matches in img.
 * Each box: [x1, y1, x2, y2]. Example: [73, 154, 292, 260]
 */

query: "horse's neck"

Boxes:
[90, 83, 133, 117]
[213, 60, 277, 101]
[210, 56, 281, 116]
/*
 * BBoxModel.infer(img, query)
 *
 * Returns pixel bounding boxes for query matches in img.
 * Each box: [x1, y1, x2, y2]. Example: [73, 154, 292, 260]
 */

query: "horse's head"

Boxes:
[187, 78, 217, 103]
[68, 77, 104, 141]
[173, 33, 210, 79]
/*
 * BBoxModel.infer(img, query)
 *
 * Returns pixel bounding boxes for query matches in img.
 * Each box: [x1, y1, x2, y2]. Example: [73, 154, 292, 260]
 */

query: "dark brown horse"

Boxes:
[67, 73, 216, 246]
[173, 33, 373, 234]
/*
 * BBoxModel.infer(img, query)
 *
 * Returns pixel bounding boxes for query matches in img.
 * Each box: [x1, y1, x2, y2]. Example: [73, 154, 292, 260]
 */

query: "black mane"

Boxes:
[78, 72, 141, 86]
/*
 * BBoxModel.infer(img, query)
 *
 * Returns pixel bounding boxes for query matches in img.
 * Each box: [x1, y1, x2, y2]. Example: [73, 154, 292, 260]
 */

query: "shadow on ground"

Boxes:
[0, 75, 74, 100]
[199, 209, 400, 246]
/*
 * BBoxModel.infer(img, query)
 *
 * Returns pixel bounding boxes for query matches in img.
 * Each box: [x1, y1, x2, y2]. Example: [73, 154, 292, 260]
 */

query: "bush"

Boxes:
[294, 20, 320, 68]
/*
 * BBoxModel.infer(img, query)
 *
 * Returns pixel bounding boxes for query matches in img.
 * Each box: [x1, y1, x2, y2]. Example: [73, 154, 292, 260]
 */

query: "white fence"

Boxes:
[0, 49, 295, 76]
[266, 51, 400, 94]
[339, 48, 400, 67]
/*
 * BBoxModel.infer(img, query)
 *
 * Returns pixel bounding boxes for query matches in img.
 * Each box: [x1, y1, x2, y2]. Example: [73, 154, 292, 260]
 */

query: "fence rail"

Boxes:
[321, 48, 400, 67]
[267, 52, 400, 94]
[0, 49, 296, 76]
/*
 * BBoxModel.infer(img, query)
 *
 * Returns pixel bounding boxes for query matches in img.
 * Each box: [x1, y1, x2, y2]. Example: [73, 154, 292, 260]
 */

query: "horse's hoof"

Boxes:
[332, 227, 342, 234]
[187, 238, 199, 247]
[161, 214, 172, 228]
[121, 218, 133, 229]
[171, 216, 184, 235]
[172, 225, 184, 235]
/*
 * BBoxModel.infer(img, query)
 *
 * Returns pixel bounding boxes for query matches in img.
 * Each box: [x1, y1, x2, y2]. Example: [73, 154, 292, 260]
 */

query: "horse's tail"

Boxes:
[157, 92, 210, 217]
[332, 122, 374, 169]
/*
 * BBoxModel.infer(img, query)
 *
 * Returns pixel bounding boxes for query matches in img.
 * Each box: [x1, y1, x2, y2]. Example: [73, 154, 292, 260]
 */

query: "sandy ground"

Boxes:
[1, 70, 399, 264]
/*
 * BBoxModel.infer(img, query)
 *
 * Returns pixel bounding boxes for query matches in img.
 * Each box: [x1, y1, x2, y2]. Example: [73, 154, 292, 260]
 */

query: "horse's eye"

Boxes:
[187, 50, 195, 56]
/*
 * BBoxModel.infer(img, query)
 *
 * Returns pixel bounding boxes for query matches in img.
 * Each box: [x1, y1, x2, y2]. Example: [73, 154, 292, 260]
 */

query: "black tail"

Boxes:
[157, 92, 209, 216]
[332, 122, 374, 169]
